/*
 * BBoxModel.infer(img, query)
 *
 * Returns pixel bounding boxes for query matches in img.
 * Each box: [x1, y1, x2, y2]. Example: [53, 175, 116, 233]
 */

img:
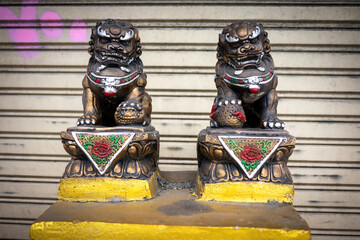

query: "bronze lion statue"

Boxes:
[210, 21, 284, 129]
[77, 19, 151, 126]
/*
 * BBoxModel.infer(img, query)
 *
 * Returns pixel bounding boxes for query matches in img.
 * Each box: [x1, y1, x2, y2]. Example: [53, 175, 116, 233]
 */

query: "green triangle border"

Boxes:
[218, 135, 284, 179]
[72, 131, 135, 175]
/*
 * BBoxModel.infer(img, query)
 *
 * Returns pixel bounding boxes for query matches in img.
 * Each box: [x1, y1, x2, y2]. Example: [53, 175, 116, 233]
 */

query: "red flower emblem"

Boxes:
[92, 142, 112, 158]
[241, 147, 262, 162]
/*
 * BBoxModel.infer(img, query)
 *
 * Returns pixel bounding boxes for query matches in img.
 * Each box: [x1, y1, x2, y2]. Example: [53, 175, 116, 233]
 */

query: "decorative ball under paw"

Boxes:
[114, 102, 145, 125]
[210, 101, 246, 128]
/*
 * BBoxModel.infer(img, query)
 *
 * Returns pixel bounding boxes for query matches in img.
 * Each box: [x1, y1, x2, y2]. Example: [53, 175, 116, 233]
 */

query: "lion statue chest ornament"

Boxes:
[210, 21, 284, 129]
[78, 19, 151, 127]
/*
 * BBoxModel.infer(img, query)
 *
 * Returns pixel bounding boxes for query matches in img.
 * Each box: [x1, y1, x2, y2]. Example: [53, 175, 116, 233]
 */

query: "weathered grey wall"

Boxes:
[0, 1, 359, 239]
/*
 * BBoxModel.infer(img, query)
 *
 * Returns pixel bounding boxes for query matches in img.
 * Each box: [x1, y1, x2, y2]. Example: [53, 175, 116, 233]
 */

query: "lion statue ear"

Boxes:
[263, 31, 271, 54]
[216, 33, 226, 62]
[134, 28, 142, 58]
[87, 26, 97, 55]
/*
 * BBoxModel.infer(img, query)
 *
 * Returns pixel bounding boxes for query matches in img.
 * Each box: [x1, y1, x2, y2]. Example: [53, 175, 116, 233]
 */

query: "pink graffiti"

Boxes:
[40, 11, 64, 38]
[69, 18, 87, 42]
[0, 0, 87, 58]
[0, 0, 40, 57]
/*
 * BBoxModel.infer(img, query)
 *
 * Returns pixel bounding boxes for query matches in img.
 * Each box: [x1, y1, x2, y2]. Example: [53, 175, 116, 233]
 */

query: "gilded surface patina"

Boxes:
[210, 21, 283, 129]
[197, 21, 294, 189]
[60, 19, 159, 182]
[78, 19, 151, 126]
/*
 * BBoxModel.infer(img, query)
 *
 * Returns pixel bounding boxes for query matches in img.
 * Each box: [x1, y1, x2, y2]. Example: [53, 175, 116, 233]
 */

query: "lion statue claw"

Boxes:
[210, 21, 284, 129]
[77, 113, 98, 126]
[77, 19, 151, 127]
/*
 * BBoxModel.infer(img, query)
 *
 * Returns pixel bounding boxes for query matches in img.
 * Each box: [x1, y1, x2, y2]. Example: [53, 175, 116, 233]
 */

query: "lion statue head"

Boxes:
[88, 19, 142, 67]
[217, 21, 271, 72]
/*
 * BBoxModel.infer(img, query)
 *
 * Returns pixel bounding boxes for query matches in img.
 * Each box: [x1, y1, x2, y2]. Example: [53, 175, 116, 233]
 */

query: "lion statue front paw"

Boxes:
[261, 115, 285, 129]
[77, 113, 99, 126]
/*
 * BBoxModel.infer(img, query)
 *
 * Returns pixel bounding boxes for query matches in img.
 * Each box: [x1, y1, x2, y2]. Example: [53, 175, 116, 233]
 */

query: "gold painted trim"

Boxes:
[196, 175, 294, 203]
[30, 221, 310, 240]
[58, 171, 159, 202]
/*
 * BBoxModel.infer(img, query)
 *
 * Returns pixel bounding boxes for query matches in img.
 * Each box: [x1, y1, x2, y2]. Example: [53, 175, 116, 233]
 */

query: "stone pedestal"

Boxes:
[61, 126, 159, 179]
[30, 172, 310, 240]
[196, 127, 296, 203]
[30, 126, 310, 239]
[57, 125, 160, 202]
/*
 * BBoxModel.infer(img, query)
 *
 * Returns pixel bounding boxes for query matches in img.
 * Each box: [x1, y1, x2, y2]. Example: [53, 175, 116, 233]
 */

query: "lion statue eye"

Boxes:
[225, 33, 239, 43]
[99, 37, 110, 44]
[250, 37, 258, 44]
[120, 40, 130, 46]
[230, 42, 241, 48]
[119, 29, 134, 41]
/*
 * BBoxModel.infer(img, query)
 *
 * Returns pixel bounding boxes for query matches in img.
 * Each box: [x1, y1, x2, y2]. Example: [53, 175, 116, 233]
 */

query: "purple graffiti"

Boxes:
[0, 0, 87, 58]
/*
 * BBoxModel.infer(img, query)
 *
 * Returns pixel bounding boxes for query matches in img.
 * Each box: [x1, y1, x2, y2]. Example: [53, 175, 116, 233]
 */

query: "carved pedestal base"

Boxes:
[61, 125, 159, 179]
[59, 125, 160, 202]
[196, 127, 295, 203]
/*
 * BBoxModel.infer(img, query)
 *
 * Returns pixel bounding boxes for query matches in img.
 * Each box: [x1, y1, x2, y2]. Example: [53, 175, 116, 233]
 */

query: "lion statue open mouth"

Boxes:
[77, 19, 151, 126]
[210, 21, 285, 129]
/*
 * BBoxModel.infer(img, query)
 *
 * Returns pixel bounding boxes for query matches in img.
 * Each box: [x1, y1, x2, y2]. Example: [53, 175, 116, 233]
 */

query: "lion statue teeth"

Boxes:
[210, 21, 285, 129]
[77, 19, 151, 127]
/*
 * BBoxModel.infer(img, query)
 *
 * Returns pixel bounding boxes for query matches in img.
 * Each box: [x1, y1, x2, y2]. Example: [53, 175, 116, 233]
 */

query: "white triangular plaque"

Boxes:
[72, 132, 135, 175]
[218, 136, 283, 179]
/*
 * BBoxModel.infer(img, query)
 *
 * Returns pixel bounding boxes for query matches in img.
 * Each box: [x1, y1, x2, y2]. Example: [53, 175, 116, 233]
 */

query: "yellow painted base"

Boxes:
[31, 171, 309, 239]
[30, 185, 310, 240]
[196, 175, 294, 203]
[58, 171, 159, 202]
[30, 221, 310, 240]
